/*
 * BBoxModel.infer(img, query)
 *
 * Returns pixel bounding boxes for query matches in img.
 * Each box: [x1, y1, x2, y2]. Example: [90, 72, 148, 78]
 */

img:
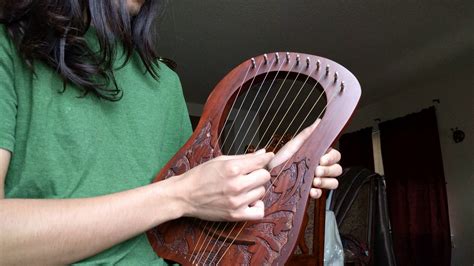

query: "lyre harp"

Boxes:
[147, 52, 361, 265]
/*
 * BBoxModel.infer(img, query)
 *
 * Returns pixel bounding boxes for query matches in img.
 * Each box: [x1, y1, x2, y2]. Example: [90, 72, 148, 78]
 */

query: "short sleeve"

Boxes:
[0, 26, 17, 152]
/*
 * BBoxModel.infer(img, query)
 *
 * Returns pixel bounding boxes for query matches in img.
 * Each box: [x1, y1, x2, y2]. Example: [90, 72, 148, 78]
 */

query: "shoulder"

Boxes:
[157, 60, 180, 81]
[155, 60, 183, 90]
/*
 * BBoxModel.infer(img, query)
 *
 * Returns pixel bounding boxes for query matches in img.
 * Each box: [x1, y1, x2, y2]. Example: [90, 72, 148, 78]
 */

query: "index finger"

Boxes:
[268, 119, 320, 168]
[231, 151, 274, 175]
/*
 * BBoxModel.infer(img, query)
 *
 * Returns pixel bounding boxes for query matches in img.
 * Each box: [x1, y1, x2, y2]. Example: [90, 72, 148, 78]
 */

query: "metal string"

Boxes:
[190, 56, 336, 265]
[232, 62, 301, 155]
[200, 58, 286, 265]
[265, 75, 326, 153]
[261, 72, 324, 150]
[219, 60, 265, 152]
[209, 62, 313, 265]
[194, 222, 226, 265]
[225, 57, 278, 154]
[214, 72, 336, 265]
[216, 64, 254, 145]
[194, 56, 286, 264]
[188, 63, 254, 263]
[193, 57, 276, 265]
[235, 67, 310, 156]
[251, 67, 308, 152]
[208, 74, 319, 264]
[191, 59, 262, 264]
[260, 89, 338, 201]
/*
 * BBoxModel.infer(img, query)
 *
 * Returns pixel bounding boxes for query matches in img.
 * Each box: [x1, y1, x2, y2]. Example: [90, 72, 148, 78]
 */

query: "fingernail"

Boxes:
[256, 148, 266, 154]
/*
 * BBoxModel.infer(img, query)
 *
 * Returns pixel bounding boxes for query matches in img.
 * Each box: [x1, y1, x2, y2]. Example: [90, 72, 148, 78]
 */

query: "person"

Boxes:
[0, 1, 342, 265]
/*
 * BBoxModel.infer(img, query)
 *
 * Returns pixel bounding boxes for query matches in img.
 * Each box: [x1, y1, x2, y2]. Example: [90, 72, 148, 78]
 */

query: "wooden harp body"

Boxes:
[147, 52, 361, 265]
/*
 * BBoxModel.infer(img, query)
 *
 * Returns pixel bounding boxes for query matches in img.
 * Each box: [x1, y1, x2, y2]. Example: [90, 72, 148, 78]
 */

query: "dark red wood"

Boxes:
[314, 194, 328, 266]
[146, 52, 361, 265]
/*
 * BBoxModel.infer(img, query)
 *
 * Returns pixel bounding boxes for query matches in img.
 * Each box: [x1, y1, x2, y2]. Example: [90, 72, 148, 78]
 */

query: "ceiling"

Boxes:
[155, 0, 474, 107]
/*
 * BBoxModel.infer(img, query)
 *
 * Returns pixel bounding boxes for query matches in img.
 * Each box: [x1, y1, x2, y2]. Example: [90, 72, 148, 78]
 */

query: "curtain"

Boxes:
[380, 107, 451, 266]
[339, 127, 374, 171]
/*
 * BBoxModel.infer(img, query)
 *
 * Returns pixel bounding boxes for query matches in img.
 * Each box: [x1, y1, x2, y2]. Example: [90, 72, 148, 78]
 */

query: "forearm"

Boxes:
[0, 177, 185, 265]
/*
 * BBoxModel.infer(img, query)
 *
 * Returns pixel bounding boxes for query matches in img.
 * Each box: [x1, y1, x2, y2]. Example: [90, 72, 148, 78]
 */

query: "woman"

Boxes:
[0, 1, 342, 265]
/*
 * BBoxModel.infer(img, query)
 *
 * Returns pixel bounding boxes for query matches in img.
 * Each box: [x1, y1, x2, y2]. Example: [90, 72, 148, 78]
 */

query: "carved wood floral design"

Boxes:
[148, 121, 311, 265]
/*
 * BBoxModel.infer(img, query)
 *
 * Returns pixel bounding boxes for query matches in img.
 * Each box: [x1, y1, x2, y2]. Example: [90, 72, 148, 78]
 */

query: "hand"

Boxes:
[311, 148, 341, 199]
[268, 119, 342, 199]
[176, 149, 274, 221]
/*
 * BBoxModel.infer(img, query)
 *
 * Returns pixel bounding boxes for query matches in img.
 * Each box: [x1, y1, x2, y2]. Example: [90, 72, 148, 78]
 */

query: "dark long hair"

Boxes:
[0, 0, 166, 101]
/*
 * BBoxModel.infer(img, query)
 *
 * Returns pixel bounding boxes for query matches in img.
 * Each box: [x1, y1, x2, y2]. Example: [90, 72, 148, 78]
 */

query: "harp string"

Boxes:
[212, 68, 331, 264]
[218, 59, 265, 152]
[193, 55, 327, 265]
[225, 56, 280, 154]
[215, 90, 338, 265]
[189, 63, 253, 262]
[232, 62, 302, 154]
[234, 65, 309, 155]
[252, 70, 309, 152]
[199, 61, 305, 264]
[194, 57, 291, 265]
[210, 72, 328, 265]
[216, 63, 254, 148]
[199, 57, 288, 264]
[227, 59, 291, 154]
[193, 57, 279, 265]
[193, 223, 223, 265]
[203, 60, 319, 265]
[191, 58, 269, 263]
[261, 71, 325, 150]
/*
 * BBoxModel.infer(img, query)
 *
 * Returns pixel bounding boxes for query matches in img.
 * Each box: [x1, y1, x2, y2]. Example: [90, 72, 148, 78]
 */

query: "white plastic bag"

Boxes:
[324, 210, 344, 266]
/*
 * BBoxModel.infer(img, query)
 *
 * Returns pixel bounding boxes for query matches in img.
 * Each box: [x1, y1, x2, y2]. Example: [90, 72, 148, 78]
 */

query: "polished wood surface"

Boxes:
[147, 53, 361, 265]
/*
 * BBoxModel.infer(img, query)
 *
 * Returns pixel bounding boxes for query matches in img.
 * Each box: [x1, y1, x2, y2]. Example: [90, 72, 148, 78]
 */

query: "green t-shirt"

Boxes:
[0, 25, 192, 264]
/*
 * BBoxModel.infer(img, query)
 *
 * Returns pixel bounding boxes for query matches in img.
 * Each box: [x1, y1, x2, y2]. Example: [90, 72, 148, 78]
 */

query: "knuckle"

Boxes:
[228, 197, 241, 209]
[322, 166, 329, 176]
[226, 181, 241, 194]
[313, 177, 321, 187]
[257, 156, 267, 166]
[216, 155, 229, 161]
[225, 162, 240, 176]
[315, 166, 322, 177]
[262, 170, 271, 182]
[228, 211, 240, 221]
[319, 156, 327, 165]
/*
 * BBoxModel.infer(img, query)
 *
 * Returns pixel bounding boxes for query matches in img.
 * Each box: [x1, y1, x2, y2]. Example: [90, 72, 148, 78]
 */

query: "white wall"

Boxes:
[343, 67, 473, 266]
